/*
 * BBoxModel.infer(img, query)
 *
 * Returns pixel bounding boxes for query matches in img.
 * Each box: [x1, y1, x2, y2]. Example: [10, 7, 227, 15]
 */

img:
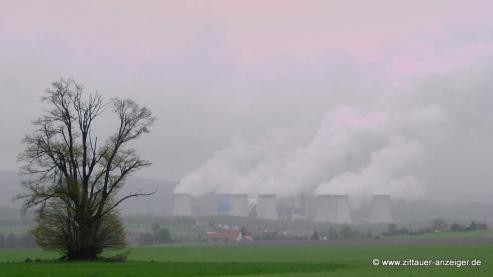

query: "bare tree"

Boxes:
[18, 79, 155, 260]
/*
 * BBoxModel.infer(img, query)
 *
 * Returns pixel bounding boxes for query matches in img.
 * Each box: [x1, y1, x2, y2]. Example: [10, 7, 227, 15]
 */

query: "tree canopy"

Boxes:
[18, 79, 155, 260]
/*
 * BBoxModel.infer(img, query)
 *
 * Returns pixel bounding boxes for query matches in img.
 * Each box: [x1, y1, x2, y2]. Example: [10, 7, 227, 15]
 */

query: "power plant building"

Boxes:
[369, 194, 393, 223]
[315, 194, 351, 224]
[218, 193, 248, 217]
[257, 194, 278, 220]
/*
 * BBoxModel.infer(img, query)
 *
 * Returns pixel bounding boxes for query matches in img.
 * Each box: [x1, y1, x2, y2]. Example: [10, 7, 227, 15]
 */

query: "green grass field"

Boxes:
[0, 243, 491, 276]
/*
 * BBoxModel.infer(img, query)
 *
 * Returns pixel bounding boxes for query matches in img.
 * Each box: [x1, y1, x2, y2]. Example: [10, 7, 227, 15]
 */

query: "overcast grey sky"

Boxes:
[1, 1, 493, 203]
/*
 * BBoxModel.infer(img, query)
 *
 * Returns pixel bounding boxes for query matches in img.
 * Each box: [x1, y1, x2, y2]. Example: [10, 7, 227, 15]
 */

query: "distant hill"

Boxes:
[118, 177, 176, 215]
[0, 170, 176, 215]
[0, 170, 23, 208]
[352, 199, 493, 225]
[391, 200, 493, 224]
[0, 205, 23, 221]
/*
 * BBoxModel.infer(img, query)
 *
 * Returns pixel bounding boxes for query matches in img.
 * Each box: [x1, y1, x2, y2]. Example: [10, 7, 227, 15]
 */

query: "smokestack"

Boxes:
[315, 194, 351, 223]
[257, 194, 278, 220]
[370, 194, 392, 223]
[173, 193, 192, 216]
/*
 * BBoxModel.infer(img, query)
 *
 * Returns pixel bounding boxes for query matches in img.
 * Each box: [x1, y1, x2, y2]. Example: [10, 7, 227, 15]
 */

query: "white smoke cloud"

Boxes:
[316, 136, 425, 205]
[175, 99, 447, 203]
[250, 105, 389, 197]
[174, 34, 483, 202]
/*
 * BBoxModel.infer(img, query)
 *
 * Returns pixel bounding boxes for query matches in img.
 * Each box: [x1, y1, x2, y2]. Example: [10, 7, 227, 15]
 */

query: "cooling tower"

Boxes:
[315, 194, 351, 224]
[370, 194, 392, 223]
[257, 194, 278, 220]
[173, 193, 192, 216]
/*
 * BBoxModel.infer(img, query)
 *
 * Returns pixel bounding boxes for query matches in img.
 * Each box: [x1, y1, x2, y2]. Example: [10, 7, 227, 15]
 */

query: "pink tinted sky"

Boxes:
[2, 0, 492, 65]
[1, 0, 493, 187]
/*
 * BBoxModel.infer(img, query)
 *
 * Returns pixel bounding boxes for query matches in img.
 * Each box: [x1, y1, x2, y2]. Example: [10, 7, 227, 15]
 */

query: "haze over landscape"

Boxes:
[1, 0, 493, 209]
[2, 2, 493, 277]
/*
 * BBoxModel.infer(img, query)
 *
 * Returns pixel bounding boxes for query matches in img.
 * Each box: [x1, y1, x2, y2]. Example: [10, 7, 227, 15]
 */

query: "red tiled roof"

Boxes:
[207, 231, 241, 239]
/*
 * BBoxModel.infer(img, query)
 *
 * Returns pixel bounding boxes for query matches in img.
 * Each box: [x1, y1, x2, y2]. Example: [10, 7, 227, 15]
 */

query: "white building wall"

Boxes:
[315, 194, 351, 224]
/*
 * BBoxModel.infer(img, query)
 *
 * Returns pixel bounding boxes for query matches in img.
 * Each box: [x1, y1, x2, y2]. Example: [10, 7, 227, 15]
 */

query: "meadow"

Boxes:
[0, 242, 491, 276]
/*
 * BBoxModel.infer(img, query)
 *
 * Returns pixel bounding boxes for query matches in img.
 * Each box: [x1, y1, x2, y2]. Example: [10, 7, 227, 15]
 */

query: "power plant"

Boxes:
[315, 194, 351, 223]
[173, 193, 192, 216]
[173, 191, 392, 224]
[230, 194, 248, 217]
[369, 194, 393, 223]
[257, 194, 278, 220]
[217, 193, 248, 217]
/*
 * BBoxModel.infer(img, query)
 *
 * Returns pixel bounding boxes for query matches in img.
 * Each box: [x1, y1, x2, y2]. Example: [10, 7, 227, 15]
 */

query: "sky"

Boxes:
[1, 0, 493, 203]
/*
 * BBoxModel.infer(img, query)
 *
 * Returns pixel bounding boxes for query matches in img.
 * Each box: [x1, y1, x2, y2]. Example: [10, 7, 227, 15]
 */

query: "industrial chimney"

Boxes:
[369, 194, 392, 223]
[257, 194, 278, 220]
[315, 194, 351, 224]
[173, 193, 192, 216]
